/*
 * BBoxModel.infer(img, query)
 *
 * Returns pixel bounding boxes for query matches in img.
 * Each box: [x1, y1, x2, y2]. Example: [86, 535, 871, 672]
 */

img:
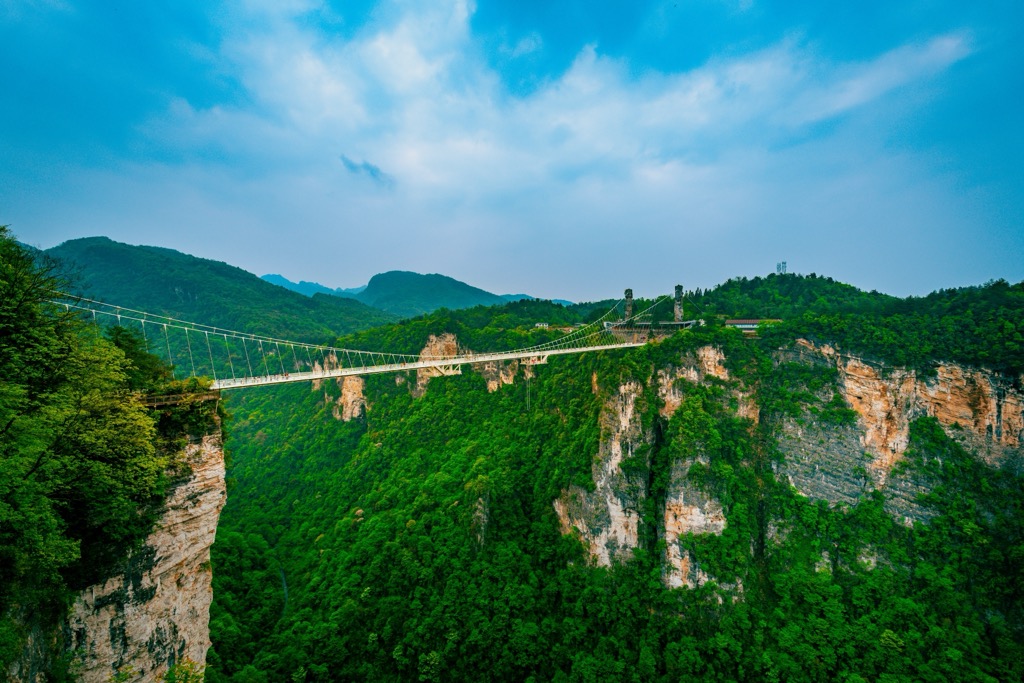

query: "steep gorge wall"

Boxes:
[779, 340, 1024, 522]
[553, 340, 1024, 580]
[554, 346, 737, 588]
[59, 429, 225, 682]
[553, 382, 649, 566]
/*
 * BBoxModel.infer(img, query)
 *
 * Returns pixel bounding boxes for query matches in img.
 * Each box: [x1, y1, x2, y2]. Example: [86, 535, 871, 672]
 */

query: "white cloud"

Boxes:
[23, 0, 1002, 300]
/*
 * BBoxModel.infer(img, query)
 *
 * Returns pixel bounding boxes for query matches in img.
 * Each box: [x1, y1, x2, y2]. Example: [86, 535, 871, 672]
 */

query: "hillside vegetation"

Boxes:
[690, 273, 1024, 376]
[206, 275, 1024, 682]
[262, 270, 548, 318]
[346, 270, 515, 318]
[46, 237, 396, 343]
[0, 229, 218, 673]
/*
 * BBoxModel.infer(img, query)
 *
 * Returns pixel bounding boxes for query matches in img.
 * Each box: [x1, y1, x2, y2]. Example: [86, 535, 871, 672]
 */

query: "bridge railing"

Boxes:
[53, 293, 669, 389]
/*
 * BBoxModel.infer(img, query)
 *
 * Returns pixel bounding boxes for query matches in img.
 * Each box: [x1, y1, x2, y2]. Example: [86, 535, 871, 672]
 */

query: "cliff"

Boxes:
[64, 428, 226, 681]
[779, 340, 1024, 522]
[555, 340, 1023, 577]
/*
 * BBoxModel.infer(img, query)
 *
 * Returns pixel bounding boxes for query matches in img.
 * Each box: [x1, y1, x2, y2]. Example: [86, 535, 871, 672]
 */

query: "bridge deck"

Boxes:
[210, 342, 645, 390]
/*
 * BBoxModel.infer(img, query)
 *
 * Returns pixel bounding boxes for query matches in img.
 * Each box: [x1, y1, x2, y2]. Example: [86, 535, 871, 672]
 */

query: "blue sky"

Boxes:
[3, 0, 1022, 301]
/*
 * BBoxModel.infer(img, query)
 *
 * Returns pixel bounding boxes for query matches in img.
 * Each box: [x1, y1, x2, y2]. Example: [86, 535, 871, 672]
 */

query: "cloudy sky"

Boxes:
[3, 1, 1022, 301]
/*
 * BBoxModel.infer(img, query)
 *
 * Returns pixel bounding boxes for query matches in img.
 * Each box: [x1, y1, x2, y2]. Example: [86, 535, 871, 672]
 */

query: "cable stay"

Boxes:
[50, 292, 677, 390]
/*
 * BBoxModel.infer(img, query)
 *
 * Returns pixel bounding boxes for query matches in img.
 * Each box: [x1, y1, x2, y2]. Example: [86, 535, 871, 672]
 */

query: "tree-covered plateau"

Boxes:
[208, 276, 1024, 682]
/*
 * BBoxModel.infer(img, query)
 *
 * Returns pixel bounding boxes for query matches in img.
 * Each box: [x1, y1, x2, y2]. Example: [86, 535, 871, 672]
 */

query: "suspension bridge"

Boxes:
[55, 293, 679, 391]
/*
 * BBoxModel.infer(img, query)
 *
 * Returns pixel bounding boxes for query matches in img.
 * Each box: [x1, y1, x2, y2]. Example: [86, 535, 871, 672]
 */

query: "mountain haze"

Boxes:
[262, 270, 542, 318]
[261, 273, 366, 298]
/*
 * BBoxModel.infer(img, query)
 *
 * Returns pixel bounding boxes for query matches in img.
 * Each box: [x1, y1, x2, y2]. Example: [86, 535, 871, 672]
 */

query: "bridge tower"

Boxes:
[674, 284, 683, 323]
[624, 288, 633, 319]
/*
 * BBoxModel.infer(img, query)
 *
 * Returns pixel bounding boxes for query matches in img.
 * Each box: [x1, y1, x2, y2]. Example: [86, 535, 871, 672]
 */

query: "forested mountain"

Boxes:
[45, 237, 396, 343]
[260, 274, 365, 299]
[8, 228, 1024, 682]
[689, 273, 1024, 376]
[346, 270, 522, 317]
[260, 270, 550, 317]
[205, 275, 1024, 682]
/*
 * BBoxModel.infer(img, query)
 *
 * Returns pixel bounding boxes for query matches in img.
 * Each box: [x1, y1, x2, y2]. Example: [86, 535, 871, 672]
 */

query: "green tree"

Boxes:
[0, 227, 172, 667]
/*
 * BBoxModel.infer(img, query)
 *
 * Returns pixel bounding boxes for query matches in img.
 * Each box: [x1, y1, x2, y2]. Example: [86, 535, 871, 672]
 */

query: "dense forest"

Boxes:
[207, 277, 1024, 682]
[690, 273, 1024, 376]
[5, 229, 1024, 681]
[44, 237, 396, 342]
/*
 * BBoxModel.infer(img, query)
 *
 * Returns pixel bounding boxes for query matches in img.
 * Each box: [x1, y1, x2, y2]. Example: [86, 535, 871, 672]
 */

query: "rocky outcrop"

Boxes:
[64, 429, 227, 682]
[776, 419, 869, 508]
[554, 340, 1022, 582]
[662, 459, 726, 588]
[657, 345, 758, 423]
[414, 334, 462, 396]
[778, 341, 1024, 521]
[331, 376, 366, 421]
[554, 382, 649, 566]
[795, 340, 1024, 469]
[478, 360, 520, 393]
[556, 352, 734, 583]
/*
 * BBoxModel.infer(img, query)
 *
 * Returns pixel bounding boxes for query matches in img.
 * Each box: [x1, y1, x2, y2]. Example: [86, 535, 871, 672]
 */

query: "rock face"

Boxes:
[657, 345, 758, 423]
[414, 334, 462, 396]
[478, 360, 521, 393]
[797, 340, 1024, 468]
[778, 341, 1024, 522]
[554, 382, 649, 566]
[663, 458, 727, 589]
[653, 347, 736, 587]
[332, 376, 366, 421]
[64, 429, 227, 682]
[555, 340, 1023, 581]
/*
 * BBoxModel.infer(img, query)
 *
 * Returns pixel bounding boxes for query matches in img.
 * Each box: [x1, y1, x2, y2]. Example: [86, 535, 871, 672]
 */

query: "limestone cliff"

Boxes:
[414, 334, 462, 396]
[554, 348, 743, 585]
[554, 340, 1023, 583]
[554, 382, 649, 566]
[478, 359, 522, 393]
[654, 346, 737, 586]
[330, 376, 366, 422]
[662, 456, 727, 589]
[64, 428, 226, 682]
[780, 340, 1024, 521]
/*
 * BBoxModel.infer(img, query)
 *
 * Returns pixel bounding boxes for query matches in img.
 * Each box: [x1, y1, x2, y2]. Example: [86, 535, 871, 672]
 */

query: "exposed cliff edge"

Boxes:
[555, 346, 737, 587]
[555, 340, 1024, 577]
[58, 428, 226, 682]
[554, 381, 650, 566]
[779, 340, 1024, 522]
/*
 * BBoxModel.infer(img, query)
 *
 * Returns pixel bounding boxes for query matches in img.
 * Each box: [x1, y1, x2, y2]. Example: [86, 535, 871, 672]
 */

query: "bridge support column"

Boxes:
[674, 284, 683, 323]
[625, 288, 633, 319]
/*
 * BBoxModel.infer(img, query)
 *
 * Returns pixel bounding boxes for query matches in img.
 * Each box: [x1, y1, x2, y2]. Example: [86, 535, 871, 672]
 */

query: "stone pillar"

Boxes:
[624, 289, 633, 319]
[674, 284, 683, 322]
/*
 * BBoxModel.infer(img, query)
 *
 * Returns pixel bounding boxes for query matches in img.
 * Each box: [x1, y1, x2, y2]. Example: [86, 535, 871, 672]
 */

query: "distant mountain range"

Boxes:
[262, 271, 572, 318]
[260, 274, 366, 298]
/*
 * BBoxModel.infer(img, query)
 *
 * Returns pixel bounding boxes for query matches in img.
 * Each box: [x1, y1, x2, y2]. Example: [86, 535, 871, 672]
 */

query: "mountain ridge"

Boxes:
[261, 270, 573, 316]
[44, 236, 396, 342]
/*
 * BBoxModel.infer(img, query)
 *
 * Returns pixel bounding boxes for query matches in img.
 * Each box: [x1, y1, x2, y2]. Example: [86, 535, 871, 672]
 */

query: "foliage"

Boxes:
[207, 299, 1024, 681]
[16, 233, 1024, 679]
[0, 228, 185, 669]
[45, 236, 396, 343]
[163, 659, 207, 683]
[695, 273, 1024, 377]
[345, 270, 511, 318]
